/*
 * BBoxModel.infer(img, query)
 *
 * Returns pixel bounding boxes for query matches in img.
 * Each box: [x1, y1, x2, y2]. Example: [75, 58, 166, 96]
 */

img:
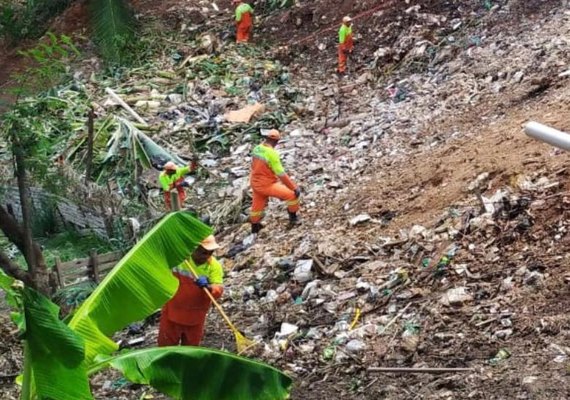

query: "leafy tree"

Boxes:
[1, 0, 135, 64]
[0, 35, 82, 293]
[0, 213, 293, 399]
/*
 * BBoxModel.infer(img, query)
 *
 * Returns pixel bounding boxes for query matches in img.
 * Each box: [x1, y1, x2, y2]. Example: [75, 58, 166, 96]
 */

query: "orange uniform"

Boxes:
[158, 258, 223, 346]
[159, 163, 196, 210]
[250, 143, 299, 224]
[235, 2, 254, 43]
[338, 22, 354, 73]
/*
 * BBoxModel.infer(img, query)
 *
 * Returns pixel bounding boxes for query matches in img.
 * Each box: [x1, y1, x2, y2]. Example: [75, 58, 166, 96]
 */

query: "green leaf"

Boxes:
[91, 347, 292, 400]
[0, 269, 22, 314]
[22, 287, 93, 400]
[68, 212, 213, 363]
[89, 0, 135, 63]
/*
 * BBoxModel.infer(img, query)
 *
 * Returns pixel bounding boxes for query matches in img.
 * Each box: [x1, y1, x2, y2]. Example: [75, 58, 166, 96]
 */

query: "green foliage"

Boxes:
[89, 0, 135, 64]
[11, 32, 80, 97]
[1, 94, 84, 191]
[92, 347, 292, 400]
[0, 0, 73, 43]
[68, 212, 213, 362]
[21, 286, 93, 400]
[1, 217, 292, 400]
[53, 281, 97, 311]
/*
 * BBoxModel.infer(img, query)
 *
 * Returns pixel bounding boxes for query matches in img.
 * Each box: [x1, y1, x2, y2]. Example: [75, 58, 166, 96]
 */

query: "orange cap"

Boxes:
[164, 161, 177, 171]
[263, 129, 281, 140]
[200, 235, 220, 251]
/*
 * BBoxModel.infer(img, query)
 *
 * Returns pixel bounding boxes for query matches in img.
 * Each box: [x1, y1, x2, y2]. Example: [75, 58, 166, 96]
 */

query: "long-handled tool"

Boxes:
[182, 259, 257, 354]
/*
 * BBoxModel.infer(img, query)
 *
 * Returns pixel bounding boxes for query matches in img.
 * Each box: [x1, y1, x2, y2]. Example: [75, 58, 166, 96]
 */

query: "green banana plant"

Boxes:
[67, 211, 213, 362]
[0, 211, 293, 399]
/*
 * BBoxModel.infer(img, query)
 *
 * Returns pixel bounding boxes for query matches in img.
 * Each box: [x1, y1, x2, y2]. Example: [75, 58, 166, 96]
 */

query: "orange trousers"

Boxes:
[158, 311, 205, 346]
[338, 47, 348, 73]
[250, 183, 299, 224]
[236, 23, 252, 42]
[163, 178, 186, 210]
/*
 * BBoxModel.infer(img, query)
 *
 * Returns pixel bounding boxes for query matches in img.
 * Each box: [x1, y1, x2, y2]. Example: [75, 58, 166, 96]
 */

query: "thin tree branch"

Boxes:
[0, 205, 26, 251]
[0, 248, 31, 285]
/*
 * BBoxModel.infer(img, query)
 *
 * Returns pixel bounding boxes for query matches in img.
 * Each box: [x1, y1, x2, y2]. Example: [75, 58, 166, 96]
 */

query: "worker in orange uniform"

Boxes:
[158, 160, 197, 211]
[250, 129, 301, 234]
[337, 16, 354, 75]
[158, 235, 224, 346]
[233, 0, 254, 43]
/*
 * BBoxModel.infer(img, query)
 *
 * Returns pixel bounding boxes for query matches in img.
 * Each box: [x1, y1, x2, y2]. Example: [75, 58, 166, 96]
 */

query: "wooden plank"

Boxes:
[65, 276, 91, 287]
[98, 251, 123, 264]
[54, 257, 64, 287]
[89, 249, 100, 283]
[61, 264, 89, 276]
[59, 257, 89, 270]
[99, 261, 117, 273]
[64, 267, 90, 280]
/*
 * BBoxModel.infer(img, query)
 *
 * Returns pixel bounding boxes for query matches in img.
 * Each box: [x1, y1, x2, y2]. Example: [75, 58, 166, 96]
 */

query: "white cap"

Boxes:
[343, 16, 352, 23]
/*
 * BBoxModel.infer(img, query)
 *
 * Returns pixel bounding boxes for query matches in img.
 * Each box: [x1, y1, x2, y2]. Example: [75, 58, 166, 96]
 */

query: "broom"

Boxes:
[183, 259, 257, 354]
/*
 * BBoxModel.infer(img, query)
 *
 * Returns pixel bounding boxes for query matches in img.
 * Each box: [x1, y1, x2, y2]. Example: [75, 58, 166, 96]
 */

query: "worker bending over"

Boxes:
[233, 0, 254, 43]
[337, 16, 354, 74]
[158, 235, 224, 346]
[158, 160, 197, 210]
[250, 129, 300, 234]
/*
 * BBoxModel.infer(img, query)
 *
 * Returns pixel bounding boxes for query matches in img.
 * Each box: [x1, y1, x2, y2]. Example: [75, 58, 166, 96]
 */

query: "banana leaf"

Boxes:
[22, 287, 93, 400]
[91, 347, 292, 400]
[89, 0, 135, 63]
[68, 212, 213, 363]
[103, 117, 186, 168]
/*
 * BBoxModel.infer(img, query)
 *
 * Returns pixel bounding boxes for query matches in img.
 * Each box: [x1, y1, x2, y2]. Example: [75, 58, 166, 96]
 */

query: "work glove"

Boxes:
[294, 187, 301, 198]
[190, 158, 199, 171]
[196, 276, 209, 288]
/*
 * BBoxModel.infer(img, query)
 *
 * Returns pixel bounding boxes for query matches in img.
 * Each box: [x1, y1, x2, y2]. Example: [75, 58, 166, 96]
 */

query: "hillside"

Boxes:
[1, 0, 570, 399]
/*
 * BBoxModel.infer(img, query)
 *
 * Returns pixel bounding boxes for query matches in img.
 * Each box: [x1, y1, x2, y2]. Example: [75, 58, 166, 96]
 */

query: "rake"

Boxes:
[183, 260, 257, 354]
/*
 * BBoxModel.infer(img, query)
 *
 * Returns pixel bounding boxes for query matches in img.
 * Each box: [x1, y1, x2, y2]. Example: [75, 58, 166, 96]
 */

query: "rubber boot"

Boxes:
[251, 223, 263, 234]
[288, 212, 301, 227]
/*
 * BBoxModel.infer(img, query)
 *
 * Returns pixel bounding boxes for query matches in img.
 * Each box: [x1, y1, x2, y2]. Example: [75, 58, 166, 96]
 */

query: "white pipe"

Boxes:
[524, 121, 570, 151]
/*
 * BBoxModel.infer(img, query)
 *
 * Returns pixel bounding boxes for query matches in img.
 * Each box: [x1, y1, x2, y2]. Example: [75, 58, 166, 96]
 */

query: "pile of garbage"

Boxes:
[200, 166, 570, 398]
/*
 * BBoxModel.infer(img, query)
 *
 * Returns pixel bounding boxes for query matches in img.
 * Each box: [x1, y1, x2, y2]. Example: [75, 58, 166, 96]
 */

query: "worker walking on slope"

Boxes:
[158, 235, 224, 346]
[233, 0, 254, 43]
[250, 129, 301, 234]
[158, 160, 197, 211]
[337, 16, 354, 75]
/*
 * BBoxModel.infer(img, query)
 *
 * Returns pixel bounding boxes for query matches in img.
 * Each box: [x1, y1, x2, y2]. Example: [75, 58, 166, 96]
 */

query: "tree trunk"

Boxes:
[4, 145, 51, 294]
[85, 107, 95, 183]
